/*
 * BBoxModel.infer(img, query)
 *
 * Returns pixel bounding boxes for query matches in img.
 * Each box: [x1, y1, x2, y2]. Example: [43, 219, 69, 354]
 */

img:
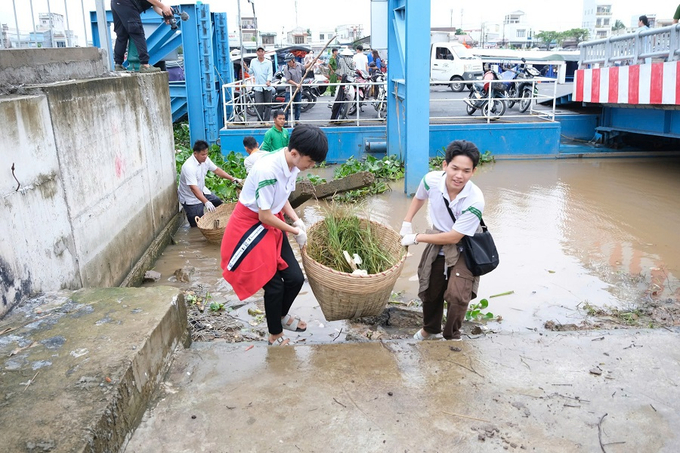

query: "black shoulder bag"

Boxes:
[443, 196, 499, 277]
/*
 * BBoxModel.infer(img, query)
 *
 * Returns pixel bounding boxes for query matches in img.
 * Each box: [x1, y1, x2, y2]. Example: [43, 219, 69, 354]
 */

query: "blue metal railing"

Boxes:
[578, 24, 680, 68]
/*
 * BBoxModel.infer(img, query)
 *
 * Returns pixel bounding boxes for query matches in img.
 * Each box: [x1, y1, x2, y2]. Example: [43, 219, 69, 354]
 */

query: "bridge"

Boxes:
[574, 25, 680, 144]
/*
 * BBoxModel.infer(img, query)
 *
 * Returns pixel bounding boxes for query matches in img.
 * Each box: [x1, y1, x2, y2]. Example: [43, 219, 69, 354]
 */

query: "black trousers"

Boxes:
[262, 235, 304, 335]
[111, 0, 150, 65]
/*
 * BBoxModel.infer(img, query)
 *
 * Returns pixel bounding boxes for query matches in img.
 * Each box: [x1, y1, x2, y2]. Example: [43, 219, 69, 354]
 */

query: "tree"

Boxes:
[612, 20, 625, 31]
[535, 31, 561, 50]
[455, 28, 465, 35]
[561, 28, 589, 44]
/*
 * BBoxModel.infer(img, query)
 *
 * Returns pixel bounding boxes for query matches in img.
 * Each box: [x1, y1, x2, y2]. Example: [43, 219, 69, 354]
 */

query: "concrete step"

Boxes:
[0, 287, 188, 452]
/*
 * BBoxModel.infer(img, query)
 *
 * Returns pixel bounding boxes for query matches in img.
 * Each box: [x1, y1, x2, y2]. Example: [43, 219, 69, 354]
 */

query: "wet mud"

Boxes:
[142, 157, 680, 343]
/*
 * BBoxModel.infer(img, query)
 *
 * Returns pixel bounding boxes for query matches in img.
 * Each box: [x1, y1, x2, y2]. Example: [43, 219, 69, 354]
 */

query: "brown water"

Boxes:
[143, 157, 680, 340]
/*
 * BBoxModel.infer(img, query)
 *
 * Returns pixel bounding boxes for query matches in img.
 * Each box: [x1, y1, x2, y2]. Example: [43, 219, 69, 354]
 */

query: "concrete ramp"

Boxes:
[0, 287, 187, 452]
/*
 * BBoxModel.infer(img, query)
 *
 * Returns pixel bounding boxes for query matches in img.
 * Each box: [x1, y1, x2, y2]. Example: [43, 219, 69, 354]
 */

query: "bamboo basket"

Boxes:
[195, 202, 236, 244]
[301, 219, 406, 321]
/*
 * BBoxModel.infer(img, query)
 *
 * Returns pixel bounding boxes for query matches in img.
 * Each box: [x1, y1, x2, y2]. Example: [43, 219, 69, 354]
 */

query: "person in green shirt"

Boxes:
[328, 48, 339, 96]
[260, 110, 290, 152]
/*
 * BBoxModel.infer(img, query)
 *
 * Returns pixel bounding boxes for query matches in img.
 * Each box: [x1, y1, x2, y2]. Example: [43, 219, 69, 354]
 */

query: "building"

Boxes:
[239, 16, 258, 51]
[582, 1, 612, 40]
[37, 13, 70, 48]
[286, 27, 309, 45]
[335, 24, 364, 42]
[499, 11, 535, 48]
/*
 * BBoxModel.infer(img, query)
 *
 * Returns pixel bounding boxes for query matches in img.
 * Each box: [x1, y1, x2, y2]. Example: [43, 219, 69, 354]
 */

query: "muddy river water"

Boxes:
[143, 156, 680, 342]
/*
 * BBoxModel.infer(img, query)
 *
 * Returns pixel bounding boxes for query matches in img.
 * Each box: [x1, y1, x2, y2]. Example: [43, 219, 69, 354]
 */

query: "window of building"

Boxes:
[56, 41, 65, 47]
[262, 35, 274, 45]
[516, 29, 525, 38]
[294, 35, 305, 44]
[319, 33, 324, 40]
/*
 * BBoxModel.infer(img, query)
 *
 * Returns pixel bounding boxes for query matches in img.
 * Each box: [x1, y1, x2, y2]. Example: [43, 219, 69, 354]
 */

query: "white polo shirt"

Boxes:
[415, 171, 484, 236]
[244, 149, 269, 173]
[178, 154, 217, 205]
[352, 52, 369, 73]
[239, 148, 298, 214]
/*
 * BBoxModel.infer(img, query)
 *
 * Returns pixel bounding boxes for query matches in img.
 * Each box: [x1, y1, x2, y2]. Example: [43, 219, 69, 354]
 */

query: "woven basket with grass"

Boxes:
[195, 202, 236, 244]
[301, 219, 406, 321]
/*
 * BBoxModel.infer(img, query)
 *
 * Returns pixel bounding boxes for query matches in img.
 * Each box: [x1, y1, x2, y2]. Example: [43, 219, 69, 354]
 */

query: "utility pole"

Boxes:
[95, 0, 112, 69]
[81, 0, 88, 46]
[64, 0, 71, 47]
[460, 9, 463, 30]
[12, 0, 20, 47]
[30, 0, 37, 47]
[247, 0, 259, 48]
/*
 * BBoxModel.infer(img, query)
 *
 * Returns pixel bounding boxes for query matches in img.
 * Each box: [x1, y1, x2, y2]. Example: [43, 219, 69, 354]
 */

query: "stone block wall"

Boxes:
[0, 72, 177, 317]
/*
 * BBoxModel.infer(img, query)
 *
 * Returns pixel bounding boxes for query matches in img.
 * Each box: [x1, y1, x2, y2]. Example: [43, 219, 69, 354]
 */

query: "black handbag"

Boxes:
[443, 196, 499, 277]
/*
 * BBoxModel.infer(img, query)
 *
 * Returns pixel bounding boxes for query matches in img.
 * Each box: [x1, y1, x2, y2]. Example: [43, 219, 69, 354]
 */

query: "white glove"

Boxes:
[234, 178, 244, 186]
[399, 221, 413, 236]
[401, 233, 418, 247]
[204, 201, 216, 212]
[294, 229, 307, 247]
[293, 219, 307, 233]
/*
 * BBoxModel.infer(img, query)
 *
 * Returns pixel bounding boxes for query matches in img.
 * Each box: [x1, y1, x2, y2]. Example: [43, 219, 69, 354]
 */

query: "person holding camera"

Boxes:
[111, 0, 174, 73]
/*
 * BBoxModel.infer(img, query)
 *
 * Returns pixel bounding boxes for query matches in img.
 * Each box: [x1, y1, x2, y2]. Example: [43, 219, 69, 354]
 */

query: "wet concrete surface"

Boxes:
[0, 287, 187, 453]
[125, 329, 680, 452]
[142, 157, 680, 339]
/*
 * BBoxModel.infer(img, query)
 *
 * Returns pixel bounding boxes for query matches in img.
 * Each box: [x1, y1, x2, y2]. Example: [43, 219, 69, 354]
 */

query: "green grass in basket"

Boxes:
[307, 215, 397, 274]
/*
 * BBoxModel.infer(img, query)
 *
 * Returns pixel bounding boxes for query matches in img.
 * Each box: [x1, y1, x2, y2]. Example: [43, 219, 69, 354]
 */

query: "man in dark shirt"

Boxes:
[282, 53, 312, 122]
[110, 0, 173, 73]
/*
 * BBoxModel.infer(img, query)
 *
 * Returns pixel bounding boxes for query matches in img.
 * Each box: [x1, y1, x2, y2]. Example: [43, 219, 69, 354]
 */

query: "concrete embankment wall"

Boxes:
[1, 50, 178, 317]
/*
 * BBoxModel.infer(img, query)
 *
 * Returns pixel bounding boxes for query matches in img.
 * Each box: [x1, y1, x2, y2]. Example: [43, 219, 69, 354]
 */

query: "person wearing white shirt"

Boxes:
[400, 140, 486, 342]
[244, 46, 274, 122]
[352, 44, 369, 74]
[178, 140, 242, 227]
[221, 125, 328, 346]
[242, 136, 268, 173]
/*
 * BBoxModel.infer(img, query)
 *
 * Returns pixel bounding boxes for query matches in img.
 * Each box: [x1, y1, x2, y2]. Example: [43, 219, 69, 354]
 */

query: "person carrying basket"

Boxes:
[220, 125, 328, 346]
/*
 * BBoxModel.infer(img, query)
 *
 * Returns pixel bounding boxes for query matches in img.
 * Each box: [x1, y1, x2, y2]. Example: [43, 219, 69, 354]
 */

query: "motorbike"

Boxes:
[464, 69, 508, 119]
[370, 71, 387, 119]
[243, 69, 316, 119]
[330, 74, 356, 121]
[506, 58, 541, 113]
[347, 69, 371, 116]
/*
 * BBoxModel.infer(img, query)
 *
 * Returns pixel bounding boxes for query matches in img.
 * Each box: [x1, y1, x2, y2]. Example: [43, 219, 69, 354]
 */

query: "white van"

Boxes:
[430, 42, 483, 92]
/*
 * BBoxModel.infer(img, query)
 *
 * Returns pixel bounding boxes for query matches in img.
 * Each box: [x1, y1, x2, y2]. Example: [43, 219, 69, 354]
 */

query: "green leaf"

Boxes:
[479, 299, 489, 309]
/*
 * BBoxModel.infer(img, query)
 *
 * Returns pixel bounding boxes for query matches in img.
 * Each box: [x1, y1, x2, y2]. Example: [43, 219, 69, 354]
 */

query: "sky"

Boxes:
[0, 0, 675, 47]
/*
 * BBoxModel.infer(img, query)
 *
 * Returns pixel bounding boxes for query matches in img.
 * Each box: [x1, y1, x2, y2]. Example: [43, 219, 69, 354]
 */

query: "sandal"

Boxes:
[413, 329, 441, 341]
[268, 336, 290, 346]
[281, 314, 307, 332]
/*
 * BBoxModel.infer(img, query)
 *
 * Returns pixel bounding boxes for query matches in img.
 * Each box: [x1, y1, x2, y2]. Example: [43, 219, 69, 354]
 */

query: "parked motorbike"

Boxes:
[464, 69, 508, 119]
[330, 74, 356, 121]
[347, 69, 371, 116]
[244, 70, 316, 119]
[371, 71, 387, 119]
[506, 58, 541, 113]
